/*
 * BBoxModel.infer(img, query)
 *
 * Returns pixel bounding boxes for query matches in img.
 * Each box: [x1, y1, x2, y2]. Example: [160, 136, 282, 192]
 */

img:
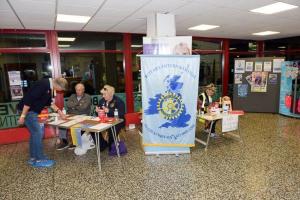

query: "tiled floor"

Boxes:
[0, 113, 299, 200]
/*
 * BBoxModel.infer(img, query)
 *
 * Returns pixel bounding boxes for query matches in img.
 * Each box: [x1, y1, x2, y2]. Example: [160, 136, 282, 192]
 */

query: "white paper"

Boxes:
[68, 115, 90, 120]
[234, 60, 245, 73]
[48, 120, 67, 125]
[59, 120, 82, 128]
[89, 123, 111, 131]
[263, 61, 272, 72]
[273, 58, 284, 73]
[222, 115, 239, 132]
[255, 62, 263, 71]
[245, 62, 253, 72]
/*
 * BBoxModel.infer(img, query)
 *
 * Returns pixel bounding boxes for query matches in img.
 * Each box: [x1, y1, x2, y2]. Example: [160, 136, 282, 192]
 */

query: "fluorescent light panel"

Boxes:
[252, 31, 280, 36]
[250, 2, 298, 14]
[57, 14, 91, 23]
[58, 37, 75, 42]
[58, 44, 71, 48]
[188, 24, 219, 31]
[131, 45, 143, 48]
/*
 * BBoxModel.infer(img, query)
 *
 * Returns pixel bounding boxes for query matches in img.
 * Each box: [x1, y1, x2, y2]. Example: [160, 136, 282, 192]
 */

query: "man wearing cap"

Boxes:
[199, 83, 218, 137]
[18, 77, 68, 168]
[95, 84, 125, 151]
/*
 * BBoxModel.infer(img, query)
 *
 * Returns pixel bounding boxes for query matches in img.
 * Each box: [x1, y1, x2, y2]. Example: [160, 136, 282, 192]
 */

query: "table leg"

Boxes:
[205, 120, 215, 151]
[111, 126, 120, 157]
[95, 131, 101, 171]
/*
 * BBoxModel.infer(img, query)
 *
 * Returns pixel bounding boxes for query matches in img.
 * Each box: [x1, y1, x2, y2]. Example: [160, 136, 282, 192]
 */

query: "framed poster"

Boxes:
[234, 74, 243, 84]
[245, 61, 253, 72]
[255, 62, 263, 71]
[234, 60, 245, 73]
[264, 61, 272, 72]
[273, 58, 284, 73]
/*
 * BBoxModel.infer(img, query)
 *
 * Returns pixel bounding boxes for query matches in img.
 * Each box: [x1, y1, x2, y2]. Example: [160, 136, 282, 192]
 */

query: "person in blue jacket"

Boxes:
[17, 77, 68, 168]
[95, 84, 125, 151]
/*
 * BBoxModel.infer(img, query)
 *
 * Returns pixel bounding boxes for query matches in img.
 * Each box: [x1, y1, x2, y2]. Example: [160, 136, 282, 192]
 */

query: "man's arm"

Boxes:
[18, 105, 30, 124]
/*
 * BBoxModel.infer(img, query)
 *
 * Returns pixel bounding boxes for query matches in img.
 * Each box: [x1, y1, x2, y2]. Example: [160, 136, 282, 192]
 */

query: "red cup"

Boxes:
[98, 109, 105, 122]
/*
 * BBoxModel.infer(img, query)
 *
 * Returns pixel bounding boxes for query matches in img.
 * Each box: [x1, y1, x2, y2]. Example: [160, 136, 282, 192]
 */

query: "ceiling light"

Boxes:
[278, 46, 286, 49]
[229, 48, 237, 50]
[131, 45, 143, 48]
[252, 31, 280, 36]
[58, 37, 76, 42]
[188, 24, 220, 31]
[58, 44, 71, 48]
[250, 2, 298, 14]
[57, 14, 91, 23]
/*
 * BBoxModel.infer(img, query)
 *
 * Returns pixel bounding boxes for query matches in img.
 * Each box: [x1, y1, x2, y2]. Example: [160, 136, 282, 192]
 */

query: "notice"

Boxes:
[245, 62, 253, 72]
[234, 60, 245, 73]
[222, 115, 239, 132]
[251, 72, 268, 92]
[263, 61, 272, 72]
[238, 84, 248, 97]
[273, 58, 284, 73]
[234, 74, 243, 84]
[255, 62, 263, 71]
[269, 73, 277, 84]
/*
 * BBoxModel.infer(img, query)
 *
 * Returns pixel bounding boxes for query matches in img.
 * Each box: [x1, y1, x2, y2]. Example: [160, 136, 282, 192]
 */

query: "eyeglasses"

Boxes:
[103, 87, 107, 91]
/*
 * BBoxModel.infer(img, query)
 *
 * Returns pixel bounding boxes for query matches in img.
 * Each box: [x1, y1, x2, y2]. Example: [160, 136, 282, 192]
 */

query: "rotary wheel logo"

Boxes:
[157, 92, 184, 120]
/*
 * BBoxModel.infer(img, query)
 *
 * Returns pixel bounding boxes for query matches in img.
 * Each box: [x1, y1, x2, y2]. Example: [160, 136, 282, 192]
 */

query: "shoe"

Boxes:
[27, 158, 36, 165]
[56, 142, 68, 150]
[32, 159, 55, 168]
[203, 129, 210, 133]
[210, 132, 218, 138]
[68, 144, 76, 150]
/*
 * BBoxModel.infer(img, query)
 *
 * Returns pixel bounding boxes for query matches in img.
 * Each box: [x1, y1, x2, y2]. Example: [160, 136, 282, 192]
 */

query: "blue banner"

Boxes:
[141, 55, 200, 147]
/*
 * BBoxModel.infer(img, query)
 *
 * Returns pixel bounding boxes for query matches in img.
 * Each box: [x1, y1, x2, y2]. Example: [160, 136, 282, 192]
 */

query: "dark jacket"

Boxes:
[66, 93, 91, 115]
[17, 78, 52, 114]
[98, 95, 125, 127]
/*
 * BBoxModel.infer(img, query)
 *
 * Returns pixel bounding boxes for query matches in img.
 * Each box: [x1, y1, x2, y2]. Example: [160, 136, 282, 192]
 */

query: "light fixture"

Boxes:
[57, 14, 91, 23]
[229, 48, 237, 50]
[252, 31, 280, 36]
[188, 24, 220, 31]
[278, 46, 286, 49]
[58, 37, 75, 42]
[131, 45, 143, 48]
[250, 2, 298, 14]
[58, 44, 71, 48]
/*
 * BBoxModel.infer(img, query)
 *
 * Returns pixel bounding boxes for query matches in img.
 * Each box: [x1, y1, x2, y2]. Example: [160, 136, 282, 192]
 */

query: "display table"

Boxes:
[46, 115, 123, 171]
[196, 112, 243, 151]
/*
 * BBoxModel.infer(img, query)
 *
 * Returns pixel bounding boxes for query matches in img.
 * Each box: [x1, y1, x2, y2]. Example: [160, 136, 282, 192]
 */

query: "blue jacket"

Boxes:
[17, 78, 52, 114]
[98, 95, 125, 127]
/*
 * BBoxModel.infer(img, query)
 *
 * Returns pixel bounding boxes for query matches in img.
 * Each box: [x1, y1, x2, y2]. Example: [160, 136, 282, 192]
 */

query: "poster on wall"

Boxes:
[264, 61, 272, 72]
[273, 58, 284, 73]
[143, 36, 192, 55]
[269, 73, 278, 84]
[254, 62, 263, 71]
[8, 70, 23, 100]
[10, 85, 23, 100]
[234, 74, 243, 84]
[234, 60, 245, 73]
[245, 74, 252, 85]
[245, 62, 253, 72]
[238, 84, 248, 97]
[251, 71, 268, 92]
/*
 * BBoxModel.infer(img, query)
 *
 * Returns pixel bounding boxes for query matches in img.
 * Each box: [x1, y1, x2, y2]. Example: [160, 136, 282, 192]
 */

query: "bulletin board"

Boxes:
[233, 57, 284, 113]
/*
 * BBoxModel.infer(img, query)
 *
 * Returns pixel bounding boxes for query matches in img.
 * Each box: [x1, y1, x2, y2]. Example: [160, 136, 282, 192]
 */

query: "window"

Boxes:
[57, 32, 123, 50]
[192, 39, 221, 50]
[198, 54, 222, 86]
[0, 33, 46, 48]
[230, 40, 257, 52]
[60, 53, 124, 97]
[0, 53, 51, 102]
[265, 36, 300, 51]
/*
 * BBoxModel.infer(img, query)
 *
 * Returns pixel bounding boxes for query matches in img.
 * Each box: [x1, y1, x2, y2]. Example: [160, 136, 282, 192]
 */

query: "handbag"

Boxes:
[109, 140, 127, 156]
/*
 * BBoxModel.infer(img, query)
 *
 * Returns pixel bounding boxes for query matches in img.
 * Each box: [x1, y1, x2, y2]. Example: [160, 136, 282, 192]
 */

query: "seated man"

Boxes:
[56, 83, 91, 150]
[95, 84, 125, 151]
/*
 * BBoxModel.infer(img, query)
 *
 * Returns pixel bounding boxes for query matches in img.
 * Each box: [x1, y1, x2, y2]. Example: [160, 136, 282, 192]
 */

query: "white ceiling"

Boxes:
[1, 0, 300, 40]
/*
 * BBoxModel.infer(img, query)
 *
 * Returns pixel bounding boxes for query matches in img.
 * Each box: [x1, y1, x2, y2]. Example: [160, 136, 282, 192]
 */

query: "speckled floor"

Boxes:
[0, 113, 299, 200]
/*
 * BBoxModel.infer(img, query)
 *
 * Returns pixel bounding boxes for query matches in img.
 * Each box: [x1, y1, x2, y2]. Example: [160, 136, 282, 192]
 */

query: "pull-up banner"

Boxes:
[141, 55, 200, 147]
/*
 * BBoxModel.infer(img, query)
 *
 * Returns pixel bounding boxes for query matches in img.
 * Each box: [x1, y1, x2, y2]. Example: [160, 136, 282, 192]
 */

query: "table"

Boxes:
[196, 113, 243, 151]
[46, 115, 123, 171]
[80, 119, 124, 171]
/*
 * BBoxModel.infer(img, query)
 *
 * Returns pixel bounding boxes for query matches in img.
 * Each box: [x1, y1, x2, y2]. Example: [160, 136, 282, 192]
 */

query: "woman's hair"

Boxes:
[205, 83, 216, 92]
[54, 78, 68, 91]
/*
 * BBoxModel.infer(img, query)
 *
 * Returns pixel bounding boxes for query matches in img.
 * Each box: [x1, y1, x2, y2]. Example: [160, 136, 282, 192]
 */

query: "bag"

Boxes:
[74, 133, 95, 156]
[109, 140, 127, 156]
